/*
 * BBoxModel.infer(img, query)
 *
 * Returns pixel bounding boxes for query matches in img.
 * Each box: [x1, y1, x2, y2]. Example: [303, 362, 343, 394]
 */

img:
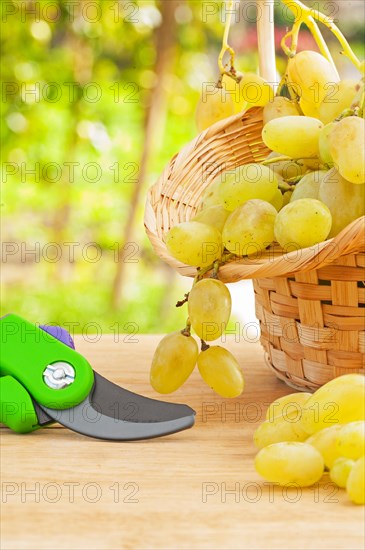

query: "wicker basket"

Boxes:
[144, 107, 365, 391]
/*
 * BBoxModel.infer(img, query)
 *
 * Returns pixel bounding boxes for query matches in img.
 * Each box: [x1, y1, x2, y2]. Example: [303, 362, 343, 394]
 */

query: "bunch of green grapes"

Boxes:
[195, 50, 364, 258]
[165, 163, 285, 269]
[253, 374, 365, 505]
[150, 276, 244, 398]
[260, 50, 364, 245]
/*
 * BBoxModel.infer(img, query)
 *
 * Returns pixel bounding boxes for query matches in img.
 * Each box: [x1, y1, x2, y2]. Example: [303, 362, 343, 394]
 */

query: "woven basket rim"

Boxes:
[144, 107, 365, 282]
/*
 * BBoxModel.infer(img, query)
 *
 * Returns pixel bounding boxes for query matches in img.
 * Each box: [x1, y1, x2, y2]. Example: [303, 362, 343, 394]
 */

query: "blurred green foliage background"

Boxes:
[1, 0, 364, 335]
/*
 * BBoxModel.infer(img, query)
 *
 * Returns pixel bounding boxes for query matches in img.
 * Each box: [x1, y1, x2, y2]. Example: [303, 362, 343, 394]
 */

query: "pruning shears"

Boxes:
[0, 314, 195, 440]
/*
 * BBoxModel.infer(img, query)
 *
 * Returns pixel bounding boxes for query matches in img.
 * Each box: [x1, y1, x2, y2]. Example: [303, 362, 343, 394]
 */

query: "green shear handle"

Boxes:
[0, 314, 94, 433]
[0, 376, 39, 433]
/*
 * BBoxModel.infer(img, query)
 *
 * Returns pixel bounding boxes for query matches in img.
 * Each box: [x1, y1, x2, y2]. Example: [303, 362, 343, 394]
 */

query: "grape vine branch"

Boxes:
[218, 0, 236, 80]
[280, 0, 362, 72]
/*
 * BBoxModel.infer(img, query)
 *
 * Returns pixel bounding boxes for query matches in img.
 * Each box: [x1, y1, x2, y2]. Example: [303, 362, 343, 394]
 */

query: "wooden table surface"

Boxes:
[1, 335, 364, 550]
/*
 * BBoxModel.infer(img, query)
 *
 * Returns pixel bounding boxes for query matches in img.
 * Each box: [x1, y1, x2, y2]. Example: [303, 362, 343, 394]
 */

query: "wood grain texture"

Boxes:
[1, 336, 364, 550]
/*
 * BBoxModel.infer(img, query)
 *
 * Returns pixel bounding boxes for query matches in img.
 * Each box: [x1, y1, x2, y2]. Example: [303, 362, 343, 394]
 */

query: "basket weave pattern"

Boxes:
[255, 254, 365, 391]
[144, 107, 365, 391]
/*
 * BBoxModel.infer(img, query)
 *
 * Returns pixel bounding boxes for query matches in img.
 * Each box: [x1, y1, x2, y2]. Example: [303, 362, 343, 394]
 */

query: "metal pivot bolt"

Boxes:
[43, 362, 75, 389]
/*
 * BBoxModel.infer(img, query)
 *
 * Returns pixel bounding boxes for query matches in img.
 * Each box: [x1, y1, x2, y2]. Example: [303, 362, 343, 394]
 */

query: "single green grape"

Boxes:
[219, 164, 278, 211]
[237, 73, 274, 108]
[302, 374, 365, 435]
[329, 116, 365, 184]
[274, 198, 332, 249]
[347, 456, 365, 504]
[263, 96, 300, 125]
[150, 331, 198, 394]
[287, 50, 340, 105]
[319, 79, 362, 125]
[299, 97, 321, 119]
[319, 169, 365, 237]
[221, 73, 248, 113]
[192, 205, 230, 233]
[305, 425, 343, 469]
[269, 188, 284, 211]
[188, 278, 231, 341]
[254, 411, 308, 449]
[255, 442, 324, 487]
[262, 116, 324, 159]
[336, 421, 365, 460]
[197, 345, 244, 398]
[222, 199, 277, 256]
[330, 457, 355, 488]
[282, 190, 292, 207]
[319, 123, 337, 167]
[266, 392, 312, 421]
[200, 176, 224, 210]
[195, 87, 234, 132]
[165, 221, 222, 267]
[290, 171, 327, 202]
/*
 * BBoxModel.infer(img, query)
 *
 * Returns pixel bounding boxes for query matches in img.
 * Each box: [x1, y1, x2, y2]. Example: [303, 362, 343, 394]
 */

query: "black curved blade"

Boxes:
[39, 372, 195, 440]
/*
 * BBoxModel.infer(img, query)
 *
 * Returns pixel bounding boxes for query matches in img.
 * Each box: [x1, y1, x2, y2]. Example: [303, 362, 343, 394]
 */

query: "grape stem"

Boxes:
[278, 181, 294, 192]
[280, 0, 362, 72]
[261, 155, 311, 166]
[276, 72, 289, 97]
[353, 81, 365, 118]
[305, 17, 336, 68]
[218, 0, 236, 77]
[201, 339, 210, 352]
[176, 293, 189, 308]
[181, 319, 191, 337]
[210, 261, 220, 279]
[194, 254, 236, 283]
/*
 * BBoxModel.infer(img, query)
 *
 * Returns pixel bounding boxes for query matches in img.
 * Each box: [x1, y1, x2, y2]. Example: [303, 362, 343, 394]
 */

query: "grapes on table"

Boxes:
[188, 278, 231, 341]
[336, 421, 365, 460]
[305, 424, 343, 469]
[255, 442, 325, 487]
[254, 411, 308, 449]
[347, 456, 365, 505]
[330, 458, 355, 488]
[265, 392, 312, 420]
[302, 374, 365, 434]
[255, 375, 365, 505]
